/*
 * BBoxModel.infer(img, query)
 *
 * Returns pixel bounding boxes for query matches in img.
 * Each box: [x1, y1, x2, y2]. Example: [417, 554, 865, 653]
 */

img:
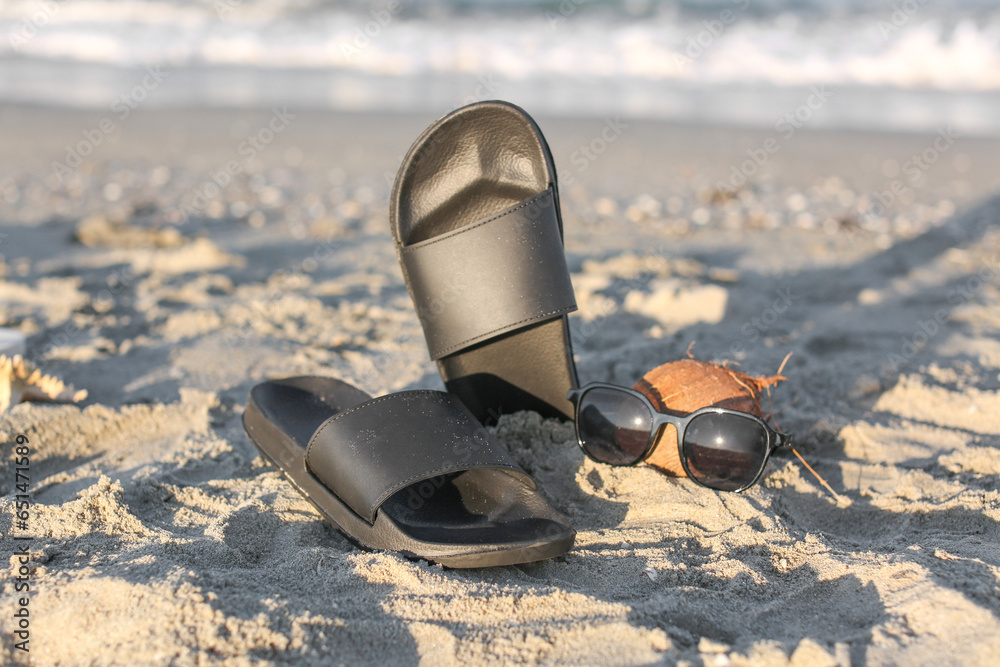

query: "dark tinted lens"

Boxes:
[682, 413, 768, 491]
[577, 388, 653, 465]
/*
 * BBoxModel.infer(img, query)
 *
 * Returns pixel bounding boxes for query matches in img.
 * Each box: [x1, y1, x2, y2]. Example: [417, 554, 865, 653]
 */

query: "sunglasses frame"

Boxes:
[567, 382, 791, 493]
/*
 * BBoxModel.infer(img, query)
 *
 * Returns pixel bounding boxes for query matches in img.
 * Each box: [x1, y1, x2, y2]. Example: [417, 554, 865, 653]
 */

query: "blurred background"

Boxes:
[2, 0, 999, 136]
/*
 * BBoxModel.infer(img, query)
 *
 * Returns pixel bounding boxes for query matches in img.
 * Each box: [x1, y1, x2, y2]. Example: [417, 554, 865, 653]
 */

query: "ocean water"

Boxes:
[2, 0, 999, 135]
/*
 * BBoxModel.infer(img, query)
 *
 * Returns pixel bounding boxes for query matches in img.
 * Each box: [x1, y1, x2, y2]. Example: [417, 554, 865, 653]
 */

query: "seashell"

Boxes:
[0, 355, 88, 412]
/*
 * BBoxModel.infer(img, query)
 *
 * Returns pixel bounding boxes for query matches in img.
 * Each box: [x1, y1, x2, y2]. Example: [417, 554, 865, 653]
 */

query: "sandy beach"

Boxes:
[2, 104, 1000, 665]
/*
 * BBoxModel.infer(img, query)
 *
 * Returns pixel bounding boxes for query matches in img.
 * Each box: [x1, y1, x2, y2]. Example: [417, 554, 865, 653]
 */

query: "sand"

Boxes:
[2, 105, 1000, 666]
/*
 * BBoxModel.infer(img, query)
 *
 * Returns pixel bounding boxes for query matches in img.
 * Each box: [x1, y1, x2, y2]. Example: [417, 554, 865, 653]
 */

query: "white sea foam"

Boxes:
[1, 0, 999, 133]
[3, 1, 999, 88]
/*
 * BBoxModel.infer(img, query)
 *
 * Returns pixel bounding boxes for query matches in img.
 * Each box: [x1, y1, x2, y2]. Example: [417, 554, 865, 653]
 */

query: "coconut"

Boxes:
[634, 359, 784, 476]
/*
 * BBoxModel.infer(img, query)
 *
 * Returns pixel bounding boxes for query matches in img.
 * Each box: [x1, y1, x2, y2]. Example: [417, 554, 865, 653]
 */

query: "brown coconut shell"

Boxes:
[634, 359, 784, 476]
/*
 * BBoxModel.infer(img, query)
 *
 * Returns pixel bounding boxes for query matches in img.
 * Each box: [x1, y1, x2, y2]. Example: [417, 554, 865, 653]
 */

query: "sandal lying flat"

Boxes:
[243, 376, 575, 568]
[391, 100, 579, 424]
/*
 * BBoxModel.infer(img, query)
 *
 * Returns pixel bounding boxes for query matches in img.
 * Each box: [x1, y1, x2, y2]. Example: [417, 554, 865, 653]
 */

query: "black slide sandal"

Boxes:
[391, 101, 579, 424]
[243, 376, 575, 568]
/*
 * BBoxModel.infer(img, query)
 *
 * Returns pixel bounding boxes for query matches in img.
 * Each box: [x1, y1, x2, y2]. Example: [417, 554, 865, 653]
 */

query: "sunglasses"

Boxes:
[567, 383, 790, 492]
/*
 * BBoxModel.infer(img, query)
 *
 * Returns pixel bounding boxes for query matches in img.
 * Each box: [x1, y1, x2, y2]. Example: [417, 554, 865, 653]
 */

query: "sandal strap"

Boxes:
[398, 188, 577, 360]
[305, 390, 530, 523]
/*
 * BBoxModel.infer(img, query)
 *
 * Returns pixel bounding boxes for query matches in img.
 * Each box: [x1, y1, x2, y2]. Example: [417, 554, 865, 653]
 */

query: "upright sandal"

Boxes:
[243, 376, 575, 567]
[391, 101, 579, 424]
